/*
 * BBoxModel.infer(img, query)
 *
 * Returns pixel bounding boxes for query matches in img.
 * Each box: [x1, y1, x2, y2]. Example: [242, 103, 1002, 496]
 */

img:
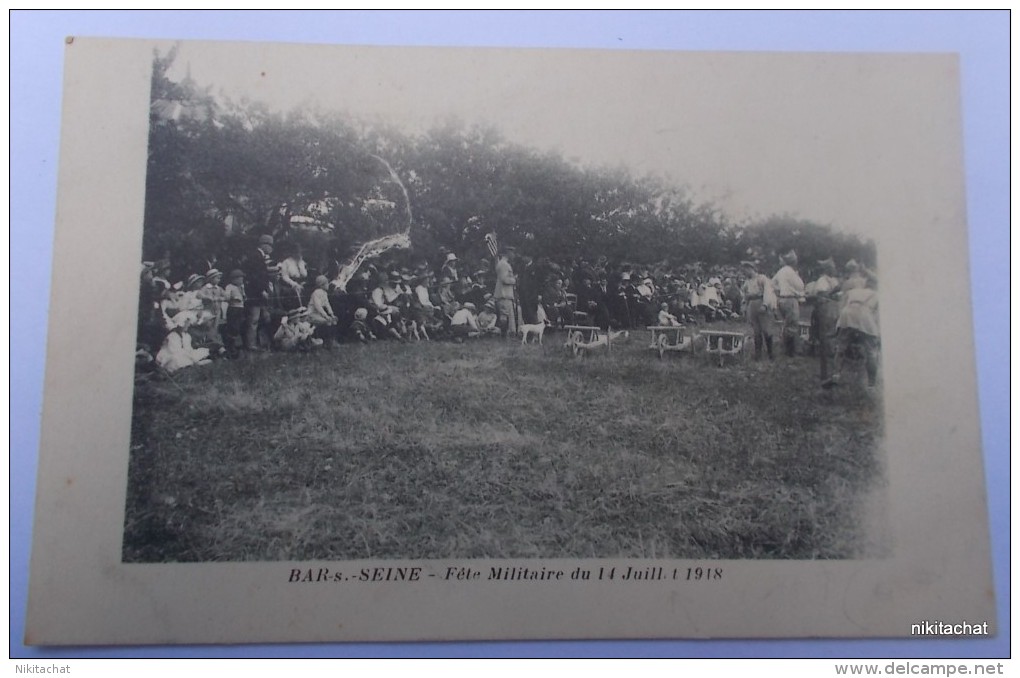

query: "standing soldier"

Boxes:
[740, 260, 775, 361]
[241, 234, 275, 352]
[810, 257, 842, 385]
[771, 250, 806, 357]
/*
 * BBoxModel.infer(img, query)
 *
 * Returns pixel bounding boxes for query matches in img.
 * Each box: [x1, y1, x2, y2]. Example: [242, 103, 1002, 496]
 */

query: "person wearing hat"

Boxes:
[771, 250, 806, 357]
[185, 270, 223, 351]
[449, 301, 480, 340]
[440, 252, 460, 286]
[809, 257, 842, 382]
[238, 234, 276, 351]
[408, 271, 438, 337]
[370, 271, 404, 339]
[307, 274, 340, 348]
[476, 299, 500, 335]
[278, 242, 309, 311]
[826, 273, 880, 390]
[156, 311, 211, 373]
[543, 277, 570, 328]
[722, 276, 743, 318]
[221, 269, 247, 358]
[740, 260, 776, 360]
[841, 259, 875, 293]
[585, 274, 612, 331]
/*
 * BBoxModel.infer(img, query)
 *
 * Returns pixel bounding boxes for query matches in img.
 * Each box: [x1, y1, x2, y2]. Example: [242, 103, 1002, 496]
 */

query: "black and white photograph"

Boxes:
[124, 42, 888, 564]
[25, 36, 993, 645]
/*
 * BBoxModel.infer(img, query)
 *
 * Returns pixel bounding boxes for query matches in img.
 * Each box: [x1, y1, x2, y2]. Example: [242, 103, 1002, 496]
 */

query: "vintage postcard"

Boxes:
[26, 38, 993, 644]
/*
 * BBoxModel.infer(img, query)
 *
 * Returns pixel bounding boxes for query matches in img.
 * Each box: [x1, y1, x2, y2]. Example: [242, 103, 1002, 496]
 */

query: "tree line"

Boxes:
[144, 47, 876, 280]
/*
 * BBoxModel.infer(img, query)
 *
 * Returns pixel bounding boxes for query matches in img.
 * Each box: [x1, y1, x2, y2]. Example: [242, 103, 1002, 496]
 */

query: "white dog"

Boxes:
[520, 322, 548, 345]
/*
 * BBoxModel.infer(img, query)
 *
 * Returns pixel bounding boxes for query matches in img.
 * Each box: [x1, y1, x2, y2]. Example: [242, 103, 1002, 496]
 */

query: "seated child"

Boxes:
[349, 307, 377, 343]
[658, 302, 681, 326]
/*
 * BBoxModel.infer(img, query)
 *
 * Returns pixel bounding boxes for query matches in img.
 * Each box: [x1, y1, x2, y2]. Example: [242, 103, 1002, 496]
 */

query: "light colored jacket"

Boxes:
[493, 257, 516, 300]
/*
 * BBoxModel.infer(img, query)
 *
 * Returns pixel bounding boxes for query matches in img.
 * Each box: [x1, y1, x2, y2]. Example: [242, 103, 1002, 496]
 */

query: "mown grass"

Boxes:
[123, 329, 887, 562]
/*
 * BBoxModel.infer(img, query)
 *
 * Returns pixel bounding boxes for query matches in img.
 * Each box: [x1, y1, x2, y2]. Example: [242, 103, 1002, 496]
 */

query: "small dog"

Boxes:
[520, 322, 548, 345]
[406, 319, 429, 341]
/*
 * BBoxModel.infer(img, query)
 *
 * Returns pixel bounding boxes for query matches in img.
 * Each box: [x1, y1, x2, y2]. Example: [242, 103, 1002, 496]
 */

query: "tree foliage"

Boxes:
[143, 50, 876, 277]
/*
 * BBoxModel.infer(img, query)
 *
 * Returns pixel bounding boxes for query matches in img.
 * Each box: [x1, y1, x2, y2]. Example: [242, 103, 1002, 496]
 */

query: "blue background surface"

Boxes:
[10, 10, 1008, 658]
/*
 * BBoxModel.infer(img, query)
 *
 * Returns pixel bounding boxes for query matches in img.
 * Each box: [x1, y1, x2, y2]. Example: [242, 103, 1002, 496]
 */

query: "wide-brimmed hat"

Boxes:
[445, 252, 458, 262]
[740, 260, 757, 270]
[463, 302, 476, 311]
[185, 273, 205, 290]
[172, 311, 198, 329]
[817, 257, 837, 274]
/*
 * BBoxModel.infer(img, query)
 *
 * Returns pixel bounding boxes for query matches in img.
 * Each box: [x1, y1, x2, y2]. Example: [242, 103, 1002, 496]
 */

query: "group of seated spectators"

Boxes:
[135, 233, 831, 374]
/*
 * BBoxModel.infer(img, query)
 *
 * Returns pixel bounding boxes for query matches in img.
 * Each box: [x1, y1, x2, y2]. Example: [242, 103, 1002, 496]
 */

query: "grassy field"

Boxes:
[123, 328, 887, 562]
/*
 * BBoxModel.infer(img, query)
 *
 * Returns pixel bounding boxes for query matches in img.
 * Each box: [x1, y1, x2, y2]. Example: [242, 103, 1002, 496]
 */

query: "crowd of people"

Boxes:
[136, 234, 879, 388]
